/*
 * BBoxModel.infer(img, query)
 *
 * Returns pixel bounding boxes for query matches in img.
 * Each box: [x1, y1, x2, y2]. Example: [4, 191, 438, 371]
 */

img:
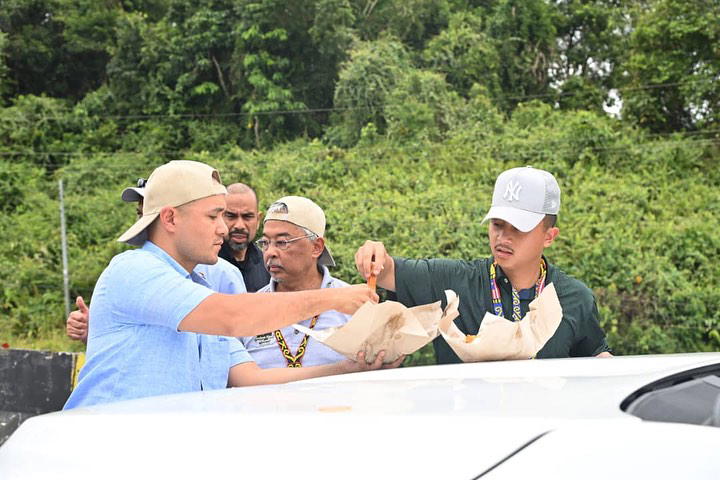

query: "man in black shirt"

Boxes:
[218, 183, 270, 292]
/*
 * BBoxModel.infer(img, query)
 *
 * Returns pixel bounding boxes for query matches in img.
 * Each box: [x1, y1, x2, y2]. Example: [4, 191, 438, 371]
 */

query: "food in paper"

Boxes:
[441, 283, 563, 362]
[293, 290, 459, 363]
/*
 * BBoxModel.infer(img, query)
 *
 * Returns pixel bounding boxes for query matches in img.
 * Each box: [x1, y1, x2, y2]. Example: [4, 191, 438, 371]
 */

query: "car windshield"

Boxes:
[622, 364, 720, 427]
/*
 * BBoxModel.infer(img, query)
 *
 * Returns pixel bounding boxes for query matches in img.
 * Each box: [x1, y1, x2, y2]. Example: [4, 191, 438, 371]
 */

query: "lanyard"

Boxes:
[274, 315, 319, 368]
[489, 259, 547, 322]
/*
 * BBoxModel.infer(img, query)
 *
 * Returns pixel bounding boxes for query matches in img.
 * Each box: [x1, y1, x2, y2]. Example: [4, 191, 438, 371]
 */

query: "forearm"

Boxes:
[228, 361, 345, 387]
[181, 290, 352, 337]
[375, 256, 396, 292]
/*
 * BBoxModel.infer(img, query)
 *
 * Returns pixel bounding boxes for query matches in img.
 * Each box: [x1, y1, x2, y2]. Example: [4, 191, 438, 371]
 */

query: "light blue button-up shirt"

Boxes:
[64, 242, 252, 409]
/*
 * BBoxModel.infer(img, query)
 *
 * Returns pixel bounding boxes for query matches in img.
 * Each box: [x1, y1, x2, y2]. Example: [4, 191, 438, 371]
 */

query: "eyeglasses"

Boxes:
[256, 234, 313, 252]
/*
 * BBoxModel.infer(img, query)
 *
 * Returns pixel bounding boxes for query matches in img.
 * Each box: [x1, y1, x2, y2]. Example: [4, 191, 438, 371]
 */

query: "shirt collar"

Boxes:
[141, 241, 211, 287]
[489, 255, 550, 292]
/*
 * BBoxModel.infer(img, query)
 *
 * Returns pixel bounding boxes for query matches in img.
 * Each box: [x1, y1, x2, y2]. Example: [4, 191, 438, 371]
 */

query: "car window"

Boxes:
[622, 366, 720, 427]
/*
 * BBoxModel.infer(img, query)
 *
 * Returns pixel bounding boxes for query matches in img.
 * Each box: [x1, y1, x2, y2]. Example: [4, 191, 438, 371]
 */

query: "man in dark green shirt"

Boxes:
[355, 166, 611, 364]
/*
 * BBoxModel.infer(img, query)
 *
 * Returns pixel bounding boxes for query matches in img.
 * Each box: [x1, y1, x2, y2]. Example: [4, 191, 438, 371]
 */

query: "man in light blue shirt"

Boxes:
[65, 160, 385, 409]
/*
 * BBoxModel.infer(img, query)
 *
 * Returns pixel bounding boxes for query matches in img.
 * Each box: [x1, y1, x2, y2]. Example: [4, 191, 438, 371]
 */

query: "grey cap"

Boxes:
[481, 166, 560, 232]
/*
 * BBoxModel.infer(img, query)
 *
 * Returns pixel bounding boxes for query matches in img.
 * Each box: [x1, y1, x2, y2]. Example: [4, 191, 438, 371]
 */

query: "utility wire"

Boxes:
[1, 131, 717, 164]
[2, 77, 717, 122]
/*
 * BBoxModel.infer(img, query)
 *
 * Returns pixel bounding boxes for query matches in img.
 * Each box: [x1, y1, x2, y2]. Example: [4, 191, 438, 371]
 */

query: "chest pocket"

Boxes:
[199, 336, 231, 390]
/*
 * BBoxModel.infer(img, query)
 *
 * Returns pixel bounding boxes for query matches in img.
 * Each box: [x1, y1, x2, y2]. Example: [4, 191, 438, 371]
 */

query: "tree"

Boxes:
[327, 37, 412, 146]
[422, 11, 501, 99]
[552, 0, 628, 112]
[621, 0, 720, 132]
[487, 0, 558, 112]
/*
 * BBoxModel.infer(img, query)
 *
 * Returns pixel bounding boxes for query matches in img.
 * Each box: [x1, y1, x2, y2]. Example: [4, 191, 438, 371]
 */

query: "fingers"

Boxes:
[369, 350, 386, 369]
[76, 296, 89, 314]
[354, 241, 387, 280]
[67, 308, 89, 342]
[67, 310, 89, 326]
[383, 354, 405, 369]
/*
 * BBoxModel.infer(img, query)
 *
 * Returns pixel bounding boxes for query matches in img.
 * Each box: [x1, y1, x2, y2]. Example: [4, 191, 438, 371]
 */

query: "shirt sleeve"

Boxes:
[570, 292, 610, 357]
[109, 254, 215, 331]
[225, 336, 254, 366]
[394, 257, 453, 308]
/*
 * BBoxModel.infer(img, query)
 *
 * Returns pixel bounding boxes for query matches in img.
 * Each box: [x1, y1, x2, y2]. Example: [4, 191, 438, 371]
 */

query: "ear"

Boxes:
[257, 211, 264, 223]
[158, 206, 180, 233]
[311, 237, 325, 260]
[543, 227, 560, 248]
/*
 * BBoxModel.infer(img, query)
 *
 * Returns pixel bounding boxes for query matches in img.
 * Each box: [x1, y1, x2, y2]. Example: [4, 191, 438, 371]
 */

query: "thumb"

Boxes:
[76, 296, 89, 313]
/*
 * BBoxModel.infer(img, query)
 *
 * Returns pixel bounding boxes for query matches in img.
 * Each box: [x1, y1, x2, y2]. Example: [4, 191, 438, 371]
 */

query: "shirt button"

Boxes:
[503, 278, 509, 283]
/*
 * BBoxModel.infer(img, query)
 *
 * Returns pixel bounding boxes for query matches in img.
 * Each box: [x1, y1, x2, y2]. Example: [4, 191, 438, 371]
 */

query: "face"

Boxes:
[222, 191, 261, 251]
[261, 220, 323, 288]
[488, 218, 559, 272]
[174, 195, 228, 269]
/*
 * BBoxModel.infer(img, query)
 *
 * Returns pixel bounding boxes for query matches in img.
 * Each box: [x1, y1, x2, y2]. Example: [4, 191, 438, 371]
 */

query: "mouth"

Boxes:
[266, 263, 283, 273]
[494, 244, 514, 259]
[230, 229, 248, 240]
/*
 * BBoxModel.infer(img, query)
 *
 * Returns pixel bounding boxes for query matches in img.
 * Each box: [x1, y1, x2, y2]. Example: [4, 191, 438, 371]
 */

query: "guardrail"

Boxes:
[0, 348, 84, 445]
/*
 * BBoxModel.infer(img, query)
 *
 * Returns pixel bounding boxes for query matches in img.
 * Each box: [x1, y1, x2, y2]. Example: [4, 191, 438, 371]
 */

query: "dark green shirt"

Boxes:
[393, 256, 610, 364]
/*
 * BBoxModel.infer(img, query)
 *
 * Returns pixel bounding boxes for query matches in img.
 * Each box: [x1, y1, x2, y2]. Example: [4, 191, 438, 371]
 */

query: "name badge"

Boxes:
[255, 333, 274, 347]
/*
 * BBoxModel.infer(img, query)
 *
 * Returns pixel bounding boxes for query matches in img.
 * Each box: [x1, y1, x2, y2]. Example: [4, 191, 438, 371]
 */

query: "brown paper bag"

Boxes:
[294, 290, 459, 363]
[440, 283, 563, 362]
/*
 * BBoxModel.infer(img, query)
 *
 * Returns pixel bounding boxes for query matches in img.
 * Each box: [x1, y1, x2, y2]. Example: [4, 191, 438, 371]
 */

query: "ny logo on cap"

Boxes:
[504, 181, 522, 202]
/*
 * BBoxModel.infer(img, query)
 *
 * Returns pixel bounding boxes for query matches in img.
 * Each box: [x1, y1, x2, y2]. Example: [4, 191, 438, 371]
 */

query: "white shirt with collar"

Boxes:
[240, 265, 349, 368]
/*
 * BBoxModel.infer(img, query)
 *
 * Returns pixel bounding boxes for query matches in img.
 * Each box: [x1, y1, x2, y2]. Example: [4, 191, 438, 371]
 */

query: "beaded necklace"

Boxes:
[489, 259, 547, 322]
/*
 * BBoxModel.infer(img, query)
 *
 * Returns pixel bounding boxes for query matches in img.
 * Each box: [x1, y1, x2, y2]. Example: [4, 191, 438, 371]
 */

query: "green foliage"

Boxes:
[0, 31, 9, 101]
[1, 0, 719, 362]
[422, 11, 500, 99]
[622, 0, 720, 132]
[328, 37, 412, 145]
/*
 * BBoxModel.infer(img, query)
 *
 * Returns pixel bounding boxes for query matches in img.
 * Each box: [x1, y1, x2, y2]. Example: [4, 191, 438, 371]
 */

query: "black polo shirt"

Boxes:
[218, 242, 270, 293]
[393, 256, 610, 364]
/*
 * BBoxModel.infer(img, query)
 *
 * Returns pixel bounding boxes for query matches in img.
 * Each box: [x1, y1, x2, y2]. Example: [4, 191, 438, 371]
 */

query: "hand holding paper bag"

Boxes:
[440, 283, 563, 362]
[294, 290, 459, 363]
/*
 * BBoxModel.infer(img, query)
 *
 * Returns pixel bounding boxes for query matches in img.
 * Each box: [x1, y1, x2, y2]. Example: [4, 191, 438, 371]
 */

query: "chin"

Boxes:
[203, 254, 219, 265]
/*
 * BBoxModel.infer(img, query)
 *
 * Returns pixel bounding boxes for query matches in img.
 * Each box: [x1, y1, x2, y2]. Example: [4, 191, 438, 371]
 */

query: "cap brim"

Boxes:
[121, 187, 145, 203]
[482, 206, 545, 233]
[318, 245, 336, 267]
[117, 213, 159, 246]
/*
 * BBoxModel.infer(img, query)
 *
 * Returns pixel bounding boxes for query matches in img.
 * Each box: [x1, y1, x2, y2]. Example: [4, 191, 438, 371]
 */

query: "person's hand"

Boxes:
[332, 284, 379, 315]
[354, 240, 396, 291]
[340, 351, 406, 374]
[66, 296, 89, 343]
[354, 240, 390, 280]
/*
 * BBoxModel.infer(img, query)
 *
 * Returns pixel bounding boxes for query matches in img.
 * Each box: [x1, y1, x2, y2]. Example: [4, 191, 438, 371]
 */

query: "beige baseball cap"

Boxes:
[263, 195, 336, 266]
[118, 160, 227, 246]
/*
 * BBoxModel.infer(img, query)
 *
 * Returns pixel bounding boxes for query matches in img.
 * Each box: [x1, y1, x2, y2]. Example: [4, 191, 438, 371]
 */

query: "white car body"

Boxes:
[1, 352, 719, 479]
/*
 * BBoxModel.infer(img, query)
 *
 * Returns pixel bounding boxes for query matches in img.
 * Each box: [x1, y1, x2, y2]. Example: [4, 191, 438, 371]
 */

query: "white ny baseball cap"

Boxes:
[481, 166, 561, 232]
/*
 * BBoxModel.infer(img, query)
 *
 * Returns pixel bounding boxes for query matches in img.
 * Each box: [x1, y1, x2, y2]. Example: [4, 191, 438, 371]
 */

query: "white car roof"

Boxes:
[1, 353, 720, 479]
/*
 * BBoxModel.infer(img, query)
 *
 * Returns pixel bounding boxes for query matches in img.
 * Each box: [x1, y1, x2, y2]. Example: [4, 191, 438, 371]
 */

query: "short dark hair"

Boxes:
[543, 214, 557, 229]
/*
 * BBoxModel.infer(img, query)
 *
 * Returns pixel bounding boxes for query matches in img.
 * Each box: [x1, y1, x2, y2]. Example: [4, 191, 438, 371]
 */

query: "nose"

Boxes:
[217, 216, 228, 236]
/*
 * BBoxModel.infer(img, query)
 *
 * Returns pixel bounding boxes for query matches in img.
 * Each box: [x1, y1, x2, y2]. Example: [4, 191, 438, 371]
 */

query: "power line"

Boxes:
[2, 77, 717, 122]
[1, 131, 717, 164]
